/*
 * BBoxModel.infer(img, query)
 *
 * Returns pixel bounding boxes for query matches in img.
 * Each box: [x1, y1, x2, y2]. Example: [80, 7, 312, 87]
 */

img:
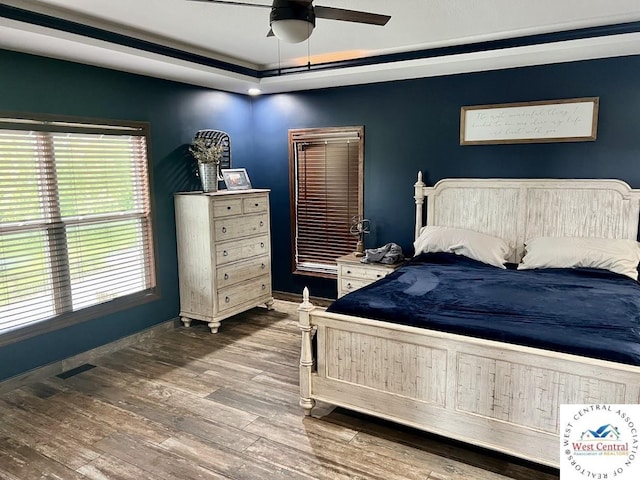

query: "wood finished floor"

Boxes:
[0, 300, 560, 480]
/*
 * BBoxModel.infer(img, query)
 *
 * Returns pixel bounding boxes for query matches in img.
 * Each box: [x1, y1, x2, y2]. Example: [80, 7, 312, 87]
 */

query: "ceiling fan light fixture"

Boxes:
[271, 19, 314, 43]
[269, 0, 315, 43]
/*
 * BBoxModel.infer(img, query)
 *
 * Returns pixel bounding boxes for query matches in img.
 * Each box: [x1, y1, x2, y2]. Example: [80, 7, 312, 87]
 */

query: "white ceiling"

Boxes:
[2, 0, 640, 95]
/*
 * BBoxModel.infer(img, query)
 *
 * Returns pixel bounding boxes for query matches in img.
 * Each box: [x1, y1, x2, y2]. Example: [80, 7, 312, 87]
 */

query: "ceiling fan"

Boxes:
[187, 0, 391, 43]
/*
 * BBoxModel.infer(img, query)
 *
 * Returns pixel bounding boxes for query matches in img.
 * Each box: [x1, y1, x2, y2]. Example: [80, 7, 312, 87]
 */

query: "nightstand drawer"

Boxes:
[214, 213, 268, 241]
[339, 277, 372, 295]
[339, 264, 392, 281]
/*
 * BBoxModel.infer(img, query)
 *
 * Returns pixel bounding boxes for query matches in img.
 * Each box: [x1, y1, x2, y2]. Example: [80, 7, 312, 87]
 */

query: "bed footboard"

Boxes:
[299, 289, 640, 468]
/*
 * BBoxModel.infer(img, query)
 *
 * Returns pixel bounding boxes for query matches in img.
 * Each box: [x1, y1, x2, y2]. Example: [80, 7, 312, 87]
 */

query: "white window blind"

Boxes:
[0, 116, 155, 335]
[290, 127, 363, 275]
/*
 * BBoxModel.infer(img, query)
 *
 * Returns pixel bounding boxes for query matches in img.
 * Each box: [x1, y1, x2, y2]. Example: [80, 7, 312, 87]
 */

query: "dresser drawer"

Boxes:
[243, 195, 269, 214]
[214, 214, 268, 242]
[339, 263, 390, 282]
[216, 256, 270, 287]
[339, 277, 372, 295]
[215, 235, 270, 265]
[212, 198, 243, 218]
[217, 274, 271, 313]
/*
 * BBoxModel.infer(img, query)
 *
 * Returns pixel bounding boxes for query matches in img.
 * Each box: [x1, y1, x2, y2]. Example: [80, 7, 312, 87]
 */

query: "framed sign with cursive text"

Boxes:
[460, 97, 599, 145]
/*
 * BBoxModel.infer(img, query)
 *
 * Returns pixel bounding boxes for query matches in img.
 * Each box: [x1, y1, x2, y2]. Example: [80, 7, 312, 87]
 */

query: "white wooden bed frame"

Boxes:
[299, 173, 640, 468]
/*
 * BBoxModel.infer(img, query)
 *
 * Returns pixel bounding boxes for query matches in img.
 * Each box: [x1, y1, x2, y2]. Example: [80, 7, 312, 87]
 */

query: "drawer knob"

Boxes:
[346, 283, 352, 289]
[260, 242, 264, 248]
[255, 203, 259, 207]
[225, 296, 230, 303]
[224, 273, 229, 280]
[346, 270, 351, 274]
[223, 250, 228, 256]
[227, 206, 231, 210]
[376, 274, 381, 278]
[261, 284, 266, 290]
[222, 226, 227, 233]
[259, 221, 264, 227]
[261, 263, 266, 269]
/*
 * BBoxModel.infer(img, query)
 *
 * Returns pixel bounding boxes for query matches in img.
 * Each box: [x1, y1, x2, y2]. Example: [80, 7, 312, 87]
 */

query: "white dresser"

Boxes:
[174, 189, 273, 333]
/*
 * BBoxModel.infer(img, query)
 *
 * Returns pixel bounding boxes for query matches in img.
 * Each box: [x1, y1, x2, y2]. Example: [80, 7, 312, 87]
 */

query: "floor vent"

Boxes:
[56, 363, 96, 379]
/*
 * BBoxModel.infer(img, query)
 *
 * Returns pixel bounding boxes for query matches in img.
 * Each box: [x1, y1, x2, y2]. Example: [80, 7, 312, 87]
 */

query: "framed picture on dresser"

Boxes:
[222, 168, 252, 190]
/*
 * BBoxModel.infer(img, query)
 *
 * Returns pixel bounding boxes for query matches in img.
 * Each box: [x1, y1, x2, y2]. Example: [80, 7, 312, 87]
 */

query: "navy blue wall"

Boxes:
[252, 55, 640, 298]
[2, 47, 640, 380]
[0, 49, 252, 381]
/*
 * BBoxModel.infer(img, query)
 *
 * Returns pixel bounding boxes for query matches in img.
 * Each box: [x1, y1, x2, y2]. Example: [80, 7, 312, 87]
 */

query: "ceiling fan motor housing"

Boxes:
[270, 0, 316, 27]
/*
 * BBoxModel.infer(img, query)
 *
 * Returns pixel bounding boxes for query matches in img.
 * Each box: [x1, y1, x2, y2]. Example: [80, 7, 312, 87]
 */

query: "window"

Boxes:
[289, 126, 363, 276]
[0, 113, 156, 339]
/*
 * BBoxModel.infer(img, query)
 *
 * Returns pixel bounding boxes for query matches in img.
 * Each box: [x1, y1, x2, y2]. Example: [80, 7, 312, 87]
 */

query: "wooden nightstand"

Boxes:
[336, 253, 404, 298]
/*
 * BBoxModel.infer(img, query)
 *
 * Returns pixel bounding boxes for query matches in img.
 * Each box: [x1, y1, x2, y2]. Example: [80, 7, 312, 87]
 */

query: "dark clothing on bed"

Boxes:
[327, 252, 640, 366]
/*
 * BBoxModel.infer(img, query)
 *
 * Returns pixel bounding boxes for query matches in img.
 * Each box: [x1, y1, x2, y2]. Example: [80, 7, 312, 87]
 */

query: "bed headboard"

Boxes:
[413, 172, 640, 262]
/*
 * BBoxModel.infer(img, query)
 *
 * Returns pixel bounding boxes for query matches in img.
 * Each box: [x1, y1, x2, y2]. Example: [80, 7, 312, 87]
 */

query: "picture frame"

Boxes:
[222, 168, 252, 190]
[460, 97, 599, 145]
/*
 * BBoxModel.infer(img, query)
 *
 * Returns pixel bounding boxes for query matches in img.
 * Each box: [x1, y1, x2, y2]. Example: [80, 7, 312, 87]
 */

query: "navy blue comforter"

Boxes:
[327, 253, 640, 366]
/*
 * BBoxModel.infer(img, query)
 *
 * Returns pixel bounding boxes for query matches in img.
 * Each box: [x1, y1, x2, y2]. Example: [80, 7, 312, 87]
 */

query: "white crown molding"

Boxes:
[1, 15, 639, 96]
[258, 32, 640, 94]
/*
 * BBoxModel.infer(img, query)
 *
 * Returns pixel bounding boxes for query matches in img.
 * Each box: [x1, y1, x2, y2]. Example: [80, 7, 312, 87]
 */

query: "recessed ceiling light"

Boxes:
[248, 88, 262, 96]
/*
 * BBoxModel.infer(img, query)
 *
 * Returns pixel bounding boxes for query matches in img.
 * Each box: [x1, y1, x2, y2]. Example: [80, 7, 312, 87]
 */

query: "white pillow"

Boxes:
[518, 236, 640, 280]
[413, 226, 511, 269]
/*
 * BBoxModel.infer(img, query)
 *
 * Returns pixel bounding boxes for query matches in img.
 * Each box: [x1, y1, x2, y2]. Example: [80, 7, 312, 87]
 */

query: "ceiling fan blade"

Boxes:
[186, 0, 271, 8]
[314, 6, 390, 26]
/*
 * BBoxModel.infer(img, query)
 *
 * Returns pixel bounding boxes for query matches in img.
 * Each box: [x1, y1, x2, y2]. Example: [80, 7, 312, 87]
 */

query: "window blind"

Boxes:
[290, 127, 363, 275]
[0, 116, 155, 335]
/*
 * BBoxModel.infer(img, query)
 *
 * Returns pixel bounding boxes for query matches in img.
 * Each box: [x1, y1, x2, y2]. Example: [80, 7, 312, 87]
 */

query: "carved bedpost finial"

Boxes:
[414, 171, 426, 241]
[300, 287, 313, 311]
[299, 286, 314, 323]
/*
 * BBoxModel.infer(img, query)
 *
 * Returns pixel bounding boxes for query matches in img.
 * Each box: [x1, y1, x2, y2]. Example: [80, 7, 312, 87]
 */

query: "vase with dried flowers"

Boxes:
[189, 138, 224, 192]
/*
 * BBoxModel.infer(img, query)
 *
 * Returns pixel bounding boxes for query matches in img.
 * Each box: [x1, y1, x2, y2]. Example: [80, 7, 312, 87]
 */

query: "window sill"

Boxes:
[292, 268, 337, 280]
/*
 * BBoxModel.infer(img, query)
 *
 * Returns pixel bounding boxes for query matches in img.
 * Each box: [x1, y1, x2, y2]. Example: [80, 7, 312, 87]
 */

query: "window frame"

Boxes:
[0, 111, 159, 347]
[288, 126, 364, 278]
